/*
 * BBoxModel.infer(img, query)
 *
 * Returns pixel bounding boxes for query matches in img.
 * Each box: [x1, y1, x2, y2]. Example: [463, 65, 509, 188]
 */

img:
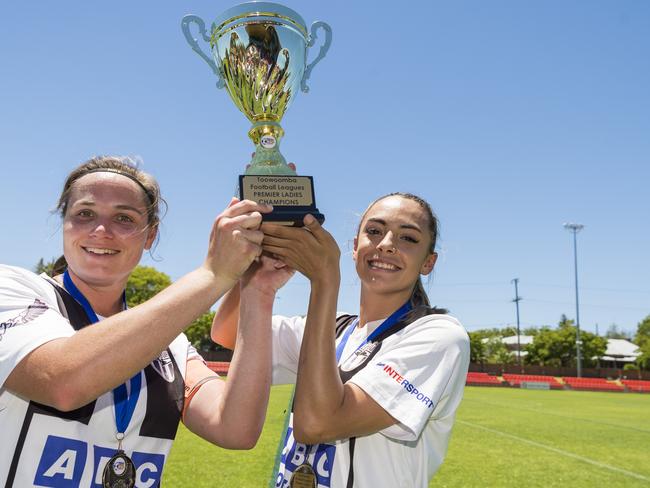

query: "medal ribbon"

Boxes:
[335, 301, 412, 363]
[63, 270, 141, 440]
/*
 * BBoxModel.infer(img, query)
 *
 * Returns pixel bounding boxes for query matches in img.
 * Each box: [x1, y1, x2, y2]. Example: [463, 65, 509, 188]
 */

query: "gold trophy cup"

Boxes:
[182, 2, 332, 225]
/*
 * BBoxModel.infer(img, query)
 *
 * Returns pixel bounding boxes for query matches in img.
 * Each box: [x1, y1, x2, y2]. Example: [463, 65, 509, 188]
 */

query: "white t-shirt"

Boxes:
[271, 311, 470, 488]
[0, 264, 194, 488]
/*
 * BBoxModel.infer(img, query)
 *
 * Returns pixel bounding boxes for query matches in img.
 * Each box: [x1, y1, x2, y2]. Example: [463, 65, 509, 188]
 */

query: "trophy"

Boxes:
[182, 2, 332, 225]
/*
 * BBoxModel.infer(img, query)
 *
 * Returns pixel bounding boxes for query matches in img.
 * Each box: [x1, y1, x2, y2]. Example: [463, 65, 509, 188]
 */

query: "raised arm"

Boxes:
[182, 255, 293, 447]
[211, 252, 294, 349]
[211, 283, 240, 350]
[4, 199, 270, 411]
[262, 216, 396, 444]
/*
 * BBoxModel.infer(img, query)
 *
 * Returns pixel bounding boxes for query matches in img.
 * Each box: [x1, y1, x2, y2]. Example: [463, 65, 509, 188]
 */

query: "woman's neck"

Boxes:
[55, 272, 125, 317]
[358, 287, 412, 327]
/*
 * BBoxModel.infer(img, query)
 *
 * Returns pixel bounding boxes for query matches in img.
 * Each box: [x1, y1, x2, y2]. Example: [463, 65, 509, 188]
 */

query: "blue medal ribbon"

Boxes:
[335, 301, 412, 363]
[63, 270, 141, 440]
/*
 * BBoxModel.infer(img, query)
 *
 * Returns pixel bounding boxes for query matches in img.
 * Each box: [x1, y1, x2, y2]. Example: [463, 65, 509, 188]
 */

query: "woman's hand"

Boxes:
[261, 214, 340, 285]
[240, 254, 295, 298]
[204, 198, 272, 286]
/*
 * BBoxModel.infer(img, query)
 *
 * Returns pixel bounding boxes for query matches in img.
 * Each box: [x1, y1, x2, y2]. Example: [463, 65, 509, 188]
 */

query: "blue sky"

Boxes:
[1, 1, 648, 335]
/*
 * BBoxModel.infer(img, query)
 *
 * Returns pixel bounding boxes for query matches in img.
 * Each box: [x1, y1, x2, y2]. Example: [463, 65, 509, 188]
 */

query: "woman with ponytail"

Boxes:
[212, 192, 470, 488]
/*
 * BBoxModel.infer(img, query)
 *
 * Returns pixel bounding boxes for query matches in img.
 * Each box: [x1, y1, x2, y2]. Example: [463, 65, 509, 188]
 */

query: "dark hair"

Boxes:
[358, 192, 447, 315]
[50, 156, 166, 275]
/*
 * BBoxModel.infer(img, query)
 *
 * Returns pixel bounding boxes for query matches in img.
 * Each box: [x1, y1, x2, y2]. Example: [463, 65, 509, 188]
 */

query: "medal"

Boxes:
[64, 270, 142, 488]
[289, 463, 317, 488]
[102, 450, 136, 488]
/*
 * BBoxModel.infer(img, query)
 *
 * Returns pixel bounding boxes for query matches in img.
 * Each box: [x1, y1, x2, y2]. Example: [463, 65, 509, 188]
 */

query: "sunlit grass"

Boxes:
[164, 385, 650, 487]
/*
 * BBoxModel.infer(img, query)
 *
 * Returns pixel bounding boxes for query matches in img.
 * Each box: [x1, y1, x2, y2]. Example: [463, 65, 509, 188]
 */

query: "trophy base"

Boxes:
[239, 174, 325, 227]
[263, 208, 325, 227]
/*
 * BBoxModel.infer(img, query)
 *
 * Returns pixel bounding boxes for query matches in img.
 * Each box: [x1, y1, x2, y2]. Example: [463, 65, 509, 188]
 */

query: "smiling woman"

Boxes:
[0, 156, 276, 487]
[55, 161, 162, 314]
[212, 192, 471, 488]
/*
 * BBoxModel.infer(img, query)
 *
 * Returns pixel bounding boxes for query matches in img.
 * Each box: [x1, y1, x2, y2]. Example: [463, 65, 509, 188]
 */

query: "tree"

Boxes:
[634, 315, 650, 347]
[186, 311, 225, 352]
[580, 330, 608, 368]
[525, 320, 606, 368]
[34, 257, 58, 277]
[558, 314, 574, 329]
[468, 327, 517, 340]
[469, 332, 486, 365]
[525, 328, 563, 367]
[125, 266, 172, 307]
[484, 337, 514, 365]
[125, 266, 222, 352]
[634, 315, 650, 370]
[499, 326, 518, 338]
[605, 324, 631, 340]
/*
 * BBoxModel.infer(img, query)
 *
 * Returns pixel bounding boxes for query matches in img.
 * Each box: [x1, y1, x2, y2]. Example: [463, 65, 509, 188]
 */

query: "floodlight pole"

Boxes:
[564, 222, 584, 377]
[511, 278, 522, 370]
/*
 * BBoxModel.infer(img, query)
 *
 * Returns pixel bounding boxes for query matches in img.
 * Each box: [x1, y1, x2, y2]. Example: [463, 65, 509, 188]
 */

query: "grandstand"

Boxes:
[466, 372, 650, 393]
[502, 373, 563, 389]
[465, 372, 504, 386]
[562, 376, 624, 392]
[621, 379, 650, 392]
[207, 361, 650, 393]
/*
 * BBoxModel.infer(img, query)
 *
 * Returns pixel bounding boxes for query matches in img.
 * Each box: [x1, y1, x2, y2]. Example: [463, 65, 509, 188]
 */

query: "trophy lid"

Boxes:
[213, 2, 308, 38]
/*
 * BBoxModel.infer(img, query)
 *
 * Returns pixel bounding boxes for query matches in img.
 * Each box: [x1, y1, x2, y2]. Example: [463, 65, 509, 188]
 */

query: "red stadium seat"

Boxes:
[621, 379, 650, 393]
[502, 374, 563, 389]
[562, 377, 624, 392]
[466, 372, 504, 386]
[207, 361, 230, 375]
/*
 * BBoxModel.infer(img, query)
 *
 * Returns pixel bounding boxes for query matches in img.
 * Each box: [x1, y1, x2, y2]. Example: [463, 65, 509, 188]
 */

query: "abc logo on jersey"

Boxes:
[34, 435, 164, 487]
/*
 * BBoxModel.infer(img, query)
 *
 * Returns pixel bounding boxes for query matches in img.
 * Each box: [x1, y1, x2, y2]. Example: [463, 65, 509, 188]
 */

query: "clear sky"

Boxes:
[1, 1, 648, 335]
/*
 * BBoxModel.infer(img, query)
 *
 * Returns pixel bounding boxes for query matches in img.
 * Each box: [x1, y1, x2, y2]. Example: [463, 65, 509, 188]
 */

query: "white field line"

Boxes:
[459, 420, 650, 483]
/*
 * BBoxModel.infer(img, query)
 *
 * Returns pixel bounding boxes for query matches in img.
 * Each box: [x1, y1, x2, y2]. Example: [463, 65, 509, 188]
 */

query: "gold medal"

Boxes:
[289, 463, 317, 488]
[102, 450, 136, 488]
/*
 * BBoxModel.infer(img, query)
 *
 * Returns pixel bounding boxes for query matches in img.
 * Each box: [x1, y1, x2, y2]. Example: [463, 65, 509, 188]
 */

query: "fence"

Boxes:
[469, 362, 650, 380]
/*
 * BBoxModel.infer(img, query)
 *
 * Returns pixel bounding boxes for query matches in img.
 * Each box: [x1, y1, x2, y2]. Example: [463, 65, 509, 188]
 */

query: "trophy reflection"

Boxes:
[182, 2, 332, 225]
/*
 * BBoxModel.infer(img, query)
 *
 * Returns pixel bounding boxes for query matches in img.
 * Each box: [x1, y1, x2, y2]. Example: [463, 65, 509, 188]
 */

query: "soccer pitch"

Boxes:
[163, 385, 650, 487]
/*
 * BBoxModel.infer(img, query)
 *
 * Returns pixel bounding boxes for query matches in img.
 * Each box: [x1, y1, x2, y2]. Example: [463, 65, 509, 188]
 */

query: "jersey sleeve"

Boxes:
[348, 315, 470, 441]
[271, 314, 306, 385]
[186, 341, 204, 363]
[0, 266, 75, 387]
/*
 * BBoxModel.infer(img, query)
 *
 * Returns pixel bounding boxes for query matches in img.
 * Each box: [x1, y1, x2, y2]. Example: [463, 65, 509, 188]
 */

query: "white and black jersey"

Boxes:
[270, 311, 470, 488]
[0, 265, 197, 487]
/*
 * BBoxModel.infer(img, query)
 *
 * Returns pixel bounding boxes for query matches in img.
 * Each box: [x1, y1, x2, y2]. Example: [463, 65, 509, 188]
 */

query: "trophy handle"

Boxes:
[301, 21, 332, 93]
[181, 14, 225, 89]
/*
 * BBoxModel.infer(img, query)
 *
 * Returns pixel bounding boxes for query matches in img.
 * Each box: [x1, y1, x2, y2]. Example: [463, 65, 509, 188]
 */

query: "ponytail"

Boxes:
[405, 277, 448, 319]
[410, 277, 431, 308]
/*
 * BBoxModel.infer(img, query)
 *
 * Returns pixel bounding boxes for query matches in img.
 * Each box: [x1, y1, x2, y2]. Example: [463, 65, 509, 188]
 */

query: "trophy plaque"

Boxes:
[182, 2, 332, 225]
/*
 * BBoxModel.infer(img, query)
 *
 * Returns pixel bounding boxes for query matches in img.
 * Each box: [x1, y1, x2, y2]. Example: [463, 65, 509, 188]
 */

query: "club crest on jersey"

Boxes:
[340, 342, 378, 372]
[151, 350, 175, 382]
[0, 298, 48, 341]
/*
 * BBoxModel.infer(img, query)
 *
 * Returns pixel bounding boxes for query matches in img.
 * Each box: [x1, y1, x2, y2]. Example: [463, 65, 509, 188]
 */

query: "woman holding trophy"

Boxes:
[0, 156, 275, 487]
[212, 192, 470, 488]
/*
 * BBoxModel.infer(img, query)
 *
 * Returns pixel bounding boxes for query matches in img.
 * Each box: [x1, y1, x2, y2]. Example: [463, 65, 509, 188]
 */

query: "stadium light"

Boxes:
[564, 222, 584, 377]
[511, 278, 523, 370]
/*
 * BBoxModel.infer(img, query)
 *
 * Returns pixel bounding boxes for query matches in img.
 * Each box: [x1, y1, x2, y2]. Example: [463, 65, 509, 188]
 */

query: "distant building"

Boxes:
[599, 338, 641, 368]
[501, 335, 533, 358]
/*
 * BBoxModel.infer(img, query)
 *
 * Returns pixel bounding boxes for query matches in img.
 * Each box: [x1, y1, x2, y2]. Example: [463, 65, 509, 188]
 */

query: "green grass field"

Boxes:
[163, 385, 650, 487]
